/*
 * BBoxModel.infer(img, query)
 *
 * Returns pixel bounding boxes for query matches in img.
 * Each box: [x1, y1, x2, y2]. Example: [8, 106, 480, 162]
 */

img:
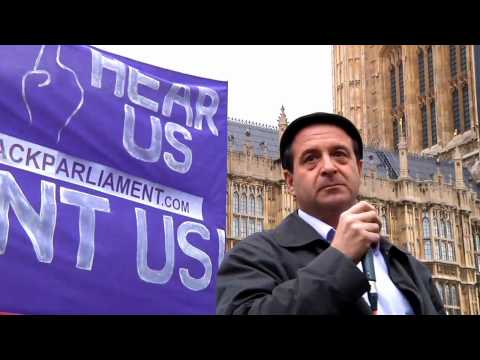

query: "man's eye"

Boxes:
[334, 151, 347, 158]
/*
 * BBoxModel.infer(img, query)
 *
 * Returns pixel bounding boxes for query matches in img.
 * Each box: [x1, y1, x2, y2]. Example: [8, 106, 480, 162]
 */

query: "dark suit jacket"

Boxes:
[216, 211, 445, 315]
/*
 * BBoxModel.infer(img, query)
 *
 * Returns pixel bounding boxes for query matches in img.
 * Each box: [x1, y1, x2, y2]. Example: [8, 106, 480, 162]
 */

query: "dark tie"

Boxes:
[326, 229, 336, 243]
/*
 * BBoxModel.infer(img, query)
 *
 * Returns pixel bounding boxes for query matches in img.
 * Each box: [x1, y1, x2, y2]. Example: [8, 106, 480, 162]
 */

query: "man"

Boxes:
[216, 112, 445, 315]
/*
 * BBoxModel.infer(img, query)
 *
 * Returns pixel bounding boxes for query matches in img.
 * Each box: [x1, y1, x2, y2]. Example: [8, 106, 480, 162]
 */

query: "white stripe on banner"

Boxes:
[0, 132, 203, 220]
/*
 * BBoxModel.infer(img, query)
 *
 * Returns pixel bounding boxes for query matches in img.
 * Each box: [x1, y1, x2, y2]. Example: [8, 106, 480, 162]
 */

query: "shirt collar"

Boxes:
[274, 212, 325, 248]
[298, 209, 335, 244]
[297, 209, 384, 255]
[275, 211, 397, 255]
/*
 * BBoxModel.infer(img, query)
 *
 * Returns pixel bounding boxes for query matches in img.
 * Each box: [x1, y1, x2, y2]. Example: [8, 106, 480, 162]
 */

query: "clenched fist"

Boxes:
[22, 45, 84, 145]
[330, 201, 381, 263]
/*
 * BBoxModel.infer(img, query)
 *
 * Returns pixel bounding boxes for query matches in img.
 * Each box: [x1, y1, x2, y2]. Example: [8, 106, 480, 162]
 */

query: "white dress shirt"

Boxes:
[298, 209, 414, 315]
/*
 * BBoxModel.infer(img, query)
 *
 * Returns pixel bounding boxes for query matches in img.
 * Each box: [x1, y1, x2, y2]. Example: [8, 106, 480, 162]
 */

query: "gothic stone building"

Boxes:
[330, 45, 480, 314]
[226, 45, 480, 315]
[226, 45, 480, 314]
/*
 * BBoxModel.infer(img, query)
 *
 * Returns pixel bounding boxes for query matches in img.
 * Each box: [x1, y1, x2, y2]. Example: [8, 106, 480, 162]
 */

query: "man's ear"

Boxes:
[283, 169, 295, 196]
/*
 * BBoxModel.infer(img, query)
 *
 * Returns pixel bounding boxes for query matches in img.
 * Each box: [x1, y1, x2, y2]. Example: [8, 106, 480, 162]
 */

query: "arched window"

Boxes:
[423, 216, 431, 239]
[453, 88, 461, 132]
[451, 286, 457, 307]
[445, 284, 451, 306]
[433, 218, 439, 238]
[240, 217, 247, 238]
[256, 195, 264, 217]
[418, 48, 426, 96]
[233, 192, 239, 213]
[256, 219, 263, 232]
[232, 216, 239, 238]
[390, 66, 397, 109]
[430, 101, 437, 145]
[460, 45, 467, 74]
[449, 45, 457, 78]
[437, 240, 443, 260]
[446, 219, 455, 262]
[436, 282, 444, 304]
[421, 105, 428, 149]
[423, 215, 432, 260]
[463, 86, 471, 129]
[399, 61, 405, 105]
[240, 193, 247, 214]
[424, 239, 432, 260]
[248, 218, 255, 236]
[248, 194, 255, 216]
[427, 47, 434, 91]
[441, 241, 447, 261]
[440, 220, 446, 238]
[449, 45, 470, 135]
[447, 220, 452, 239]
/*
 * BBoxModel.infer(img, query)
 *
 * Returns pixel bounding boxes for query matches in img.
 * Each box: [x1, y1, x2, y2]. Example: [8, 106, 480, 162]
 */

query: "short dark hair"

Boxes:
[280, 112, 363, 172]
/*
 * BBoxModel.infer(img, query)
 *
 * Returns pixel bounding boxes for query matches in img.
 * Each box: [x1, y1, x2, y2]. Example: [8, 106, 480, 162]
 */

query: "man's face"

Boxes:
[284, 123, 363, 218]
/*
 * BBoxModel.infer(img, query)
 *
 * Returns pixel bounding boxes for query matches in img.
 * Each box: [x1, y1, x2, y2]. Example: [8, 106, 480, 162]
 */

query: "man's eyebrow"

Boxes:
[299, 147, 318, 157]
[331, 144, 352, 151]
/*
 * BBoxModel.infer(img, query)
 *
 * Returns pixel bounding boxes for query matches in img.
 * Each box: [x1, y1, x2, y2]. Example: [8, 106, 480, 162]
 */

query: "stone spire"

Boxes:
[244, 127, 253, 157]
[278, 105, 288, 141]
[454, 146, 465, 189]
[435, 157, 443, 184]
[398, 133, 409, 179]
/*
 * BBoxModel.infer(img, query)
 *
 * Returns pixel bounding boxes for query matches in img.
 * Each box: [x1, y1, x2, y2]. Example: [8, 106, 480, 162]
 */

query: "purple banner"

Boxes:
[0, 45, 227, 314]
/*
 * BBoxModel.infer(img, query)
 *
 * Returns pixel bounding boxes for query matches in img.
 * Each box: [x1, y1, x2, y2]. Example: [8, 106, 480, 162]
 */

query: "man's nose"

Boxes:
[320, 155, 337, 175]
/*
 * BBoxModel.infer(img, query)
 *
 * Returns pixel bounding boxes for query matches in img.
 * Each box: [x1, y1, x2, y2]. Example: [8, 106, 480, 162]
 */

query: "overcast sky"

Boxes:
[94, 45, 333, 127]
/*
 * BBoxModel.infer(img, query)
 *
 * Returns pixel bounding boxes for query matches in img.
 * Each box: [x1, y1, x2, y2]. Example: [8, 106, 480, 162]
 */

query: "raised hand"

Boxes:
[330, 201, 381, 263]
[22, 45, 84, 144]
